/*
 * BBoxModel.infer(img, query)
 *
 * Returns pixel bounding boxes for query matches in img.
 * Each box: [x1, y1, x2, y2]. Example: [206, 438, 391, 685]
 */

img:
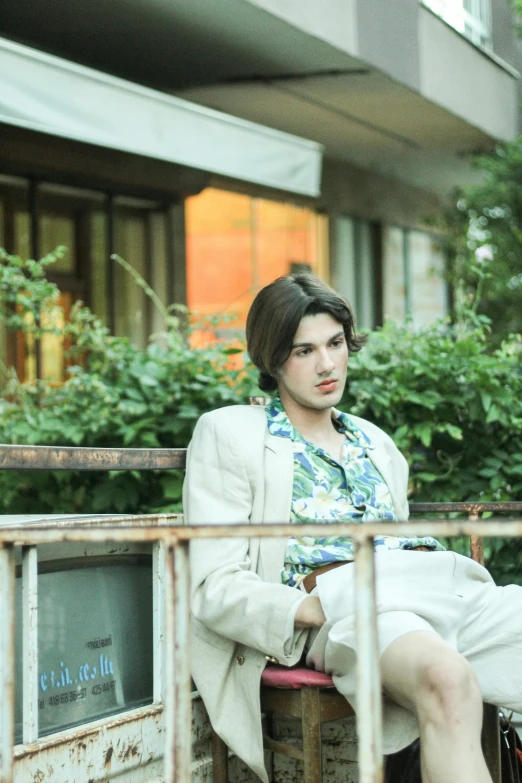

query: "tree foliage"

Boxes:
[442, 2, 522, 341]
[0, 249, 258, 514]
[444, 138, 522, 341]
[339, 313, 522, 584]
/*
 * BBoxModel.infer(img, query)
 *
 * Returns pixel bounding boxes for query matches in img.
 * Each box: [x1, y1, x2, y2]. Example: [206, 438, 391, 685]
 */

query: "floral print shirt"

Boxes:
[265, 397, 444, 587]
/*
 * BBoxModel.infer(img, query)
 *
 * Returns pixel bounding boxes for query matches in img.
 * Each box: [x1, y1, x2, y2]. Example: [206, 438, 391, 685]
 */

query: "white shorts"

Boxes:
[305, 549, 522, 753]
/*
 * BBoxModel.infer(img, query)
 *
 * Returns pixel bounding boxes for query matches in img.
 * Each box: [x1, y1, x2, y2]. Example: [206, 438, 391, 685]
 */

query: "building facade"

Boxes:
[1, 4, 521, 779]
[0, 0, 520, 382]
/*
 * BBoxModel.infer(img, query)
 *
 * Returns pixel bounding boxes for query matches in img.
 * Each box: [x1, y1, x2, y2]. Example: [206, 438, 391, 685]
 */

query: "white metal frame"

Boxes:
[1, 516, 520, 782]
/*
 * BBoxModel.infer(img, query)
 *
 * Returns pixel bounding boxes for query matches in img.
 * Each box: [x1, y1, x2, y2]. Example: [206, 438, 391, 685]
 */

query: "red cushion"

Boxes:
[261, 664, 334, 689]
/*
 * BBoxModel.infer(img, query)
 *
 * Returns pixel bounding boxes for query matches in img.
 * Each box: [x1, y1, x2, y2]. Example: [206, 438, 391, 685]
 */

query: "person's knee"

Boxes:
[416, 654, 481, 726]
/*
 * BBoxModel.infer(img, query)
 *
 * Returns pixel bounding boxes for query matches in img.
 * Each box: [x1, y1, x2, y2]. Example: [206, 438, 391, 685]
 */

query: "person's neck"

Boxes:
[279, 394, 336, 442]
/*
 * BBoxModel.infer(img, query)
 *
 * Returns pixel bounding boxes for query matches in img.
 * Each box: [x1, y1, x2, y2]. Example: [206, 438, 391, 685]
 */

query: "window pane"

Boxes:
[39, 214, 75, 273]
[186, 188, 327, 344]
[15, 562, 153, 741]
[186, 188, 252, 344]
[14, 211, 31, 259]
[149, 212, 169, 337]
[409, 231, 448, 327]
[383, 226, 408, 321]
[114, 212, 149, 349]
[40, 293, 72, 383]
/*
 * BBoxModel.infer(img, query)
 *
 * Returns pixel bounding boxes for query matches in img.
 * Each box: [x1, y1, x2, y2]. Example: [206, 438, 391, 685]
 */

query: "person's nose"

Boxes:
[316, 347, 335, 376]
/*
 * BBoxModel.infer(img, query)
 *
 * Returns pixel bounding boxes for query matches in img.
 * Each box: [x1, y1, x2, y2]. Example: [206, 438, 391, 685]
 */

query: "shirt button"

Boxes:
[236, 654, 245, 666]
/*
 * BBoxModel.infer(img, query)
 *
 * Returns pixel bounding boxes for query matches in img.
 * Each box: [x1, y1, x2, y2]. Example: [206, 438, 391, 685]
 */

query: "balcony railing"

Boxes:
[1, 443, 521, 782]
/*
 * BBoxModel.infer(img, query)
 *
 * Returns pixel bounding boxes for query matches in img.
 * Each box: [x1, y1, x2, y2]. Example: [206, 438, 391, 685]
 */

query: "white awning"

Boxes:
[0, 37, 323, 197]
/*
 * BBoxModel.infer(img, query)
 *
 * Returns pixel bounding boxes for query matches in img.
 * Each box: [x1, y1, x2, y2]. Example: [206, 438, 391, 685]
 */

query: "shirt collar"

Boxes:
[265, 396, 374, 450]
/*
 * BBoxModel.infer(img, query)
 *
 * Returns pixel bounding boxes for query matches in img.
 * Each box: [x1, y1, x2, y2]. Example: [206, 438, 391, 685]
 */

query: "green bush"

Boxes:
[338, 316, 522, 584]
[0, 248, 257, 514]
[1, 248, 521, 583]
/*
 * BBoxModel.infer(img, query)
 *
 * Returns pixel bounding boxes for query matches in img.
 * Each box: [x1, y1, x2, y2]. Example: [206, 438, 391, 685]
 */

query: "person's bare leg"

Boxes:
[380, 631, 492, 783]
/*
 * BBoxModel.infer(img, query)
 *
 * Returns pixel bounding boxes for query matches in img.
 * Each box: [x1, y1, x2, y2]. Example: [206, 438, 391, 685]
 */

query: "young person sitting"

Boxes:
[183, 273, 522, 783]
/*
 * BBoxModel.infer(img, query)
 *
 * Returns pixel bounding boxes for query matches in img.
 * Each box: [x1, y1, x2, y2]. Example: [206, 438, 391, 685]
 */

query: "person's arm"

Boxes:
[294, 596, 326, 628]
[184, 412, 312, 661]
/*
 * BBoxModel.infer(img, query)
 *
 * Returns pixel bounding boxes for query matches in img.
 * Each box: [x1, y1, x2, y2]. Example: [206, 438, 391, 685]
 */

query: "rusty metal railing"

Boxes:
[1, 444, 521, 783]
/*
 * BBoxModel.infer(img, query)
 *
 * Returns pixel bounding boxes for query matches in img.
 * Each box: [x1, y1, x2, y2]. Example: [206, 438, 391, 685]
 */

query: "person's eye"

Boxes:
[296, 348, 311, 357]
[331, 339, 344, 348]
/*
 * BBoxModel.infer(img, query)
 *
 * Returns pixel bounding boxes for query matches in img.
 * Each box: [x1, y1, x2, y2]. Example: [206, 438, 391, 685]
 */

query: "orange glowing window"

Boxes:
[185, 188, 328, 348]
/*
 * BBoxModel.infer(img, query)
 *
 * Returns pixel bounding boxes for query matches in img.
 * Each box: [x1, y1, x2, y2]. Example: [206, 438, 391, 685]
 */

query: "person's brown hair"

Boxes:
[246, 273, 367, 393]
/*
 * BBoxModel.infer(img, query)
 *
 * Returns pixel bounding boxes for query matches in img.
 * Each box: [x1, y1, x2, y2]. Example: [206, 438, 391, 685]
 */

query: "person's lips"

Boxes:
[317, 379, 337, 392]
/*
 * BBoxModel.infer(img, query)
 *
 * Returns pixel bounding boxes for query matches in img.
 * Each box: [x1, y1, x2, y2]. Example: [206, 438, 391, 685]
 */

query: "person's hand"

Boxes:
[294, 596, 326, 628]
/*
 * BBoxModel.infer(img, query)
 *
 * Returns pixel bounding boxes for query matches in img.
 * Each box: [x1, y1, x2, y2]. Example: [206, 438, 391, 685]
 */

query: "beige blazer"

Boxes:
[183, 405, 409, 782]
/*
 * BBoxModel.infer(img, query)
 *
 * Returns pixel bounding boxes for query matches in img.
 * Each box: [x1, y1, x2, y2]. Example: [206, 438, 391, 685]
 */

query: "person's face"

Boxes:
[276, 312, 348, 413]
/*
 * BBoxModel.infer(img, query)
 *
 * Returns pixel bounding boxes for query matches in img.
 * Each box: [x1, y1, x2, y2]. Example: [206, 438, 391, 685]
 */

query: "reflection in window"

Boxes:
[185, 188, 328, 346]
[0, 180, 172, 383]
[382, 226, 448, 326]
[423, 0, 492, 49]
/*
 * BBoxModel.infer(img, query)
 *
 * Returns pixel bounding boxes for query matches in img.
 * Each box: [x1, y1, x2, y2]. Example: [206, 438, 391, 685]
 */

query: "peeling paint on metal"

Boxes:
[2, 494, 519, 783]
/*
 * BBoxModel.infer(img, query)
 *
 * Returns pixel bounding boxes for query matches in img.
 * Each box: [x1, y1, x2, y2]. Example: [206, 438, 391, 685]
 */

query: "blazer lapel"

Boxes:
[257, 432, 293, 583]
[367, 442, 408, 520]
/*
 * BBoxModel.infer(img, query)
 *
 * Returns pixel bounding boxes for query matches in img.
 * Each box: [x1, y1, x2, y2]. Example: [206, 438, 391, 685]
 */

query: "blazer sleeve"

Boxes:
[183, 412, 308, 662]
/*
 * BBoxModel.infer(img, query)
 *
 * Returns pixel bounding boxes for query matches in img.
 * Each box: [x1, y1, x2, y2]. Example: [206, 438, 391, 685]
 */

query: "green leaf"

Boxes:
[486, 404, 501, 424]
[445, 424, 463, 441]
[415, 423, 433, 448]
[160, 472, 184, 501]
[480, 391, 492, 412]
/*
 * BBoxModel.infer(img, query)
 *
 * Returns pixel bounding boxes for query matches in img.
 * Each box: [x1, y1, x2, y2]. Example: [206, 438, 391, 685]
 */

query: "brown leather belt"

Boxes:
[302, 560, 353, 593]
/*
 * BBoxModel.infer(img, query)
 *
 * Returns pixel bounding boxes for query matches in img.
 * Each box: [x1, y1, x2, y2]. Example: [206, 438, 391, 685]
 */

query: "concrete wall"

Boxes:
[245, 0, 359, 58]
[321, 160, 449, 328]
[319, 158, 442, 230]
[491, 0, 519, 67]
[248, 0, 519, 144]
[418, 7, 519, 141]
[356, 0, 420, 90]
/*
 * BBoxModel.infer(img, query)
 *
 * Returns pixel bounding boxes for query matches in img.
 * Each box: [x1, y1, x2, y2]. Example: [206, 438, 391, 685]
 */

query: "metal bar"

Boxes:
[263, 735, 304, 762]
[22, 546, 38, 744]
[301, 687, 323, 782]
[468, 512, 485, 566]
[470, 511, 500, 780]
[7, 514, 182, 529]
[0, 544, 15, 783]
[163, 539, 176, 783]
[410, 502, 522, 513]
[164, 538, 191, 783]
[355, 536, 383, 783]
[4, 519, 522, 545]
[482, 704, 501, 783]
[0, 444, 186, 471]
[153, 540, 165, 704]
[174, 541, 191, 783]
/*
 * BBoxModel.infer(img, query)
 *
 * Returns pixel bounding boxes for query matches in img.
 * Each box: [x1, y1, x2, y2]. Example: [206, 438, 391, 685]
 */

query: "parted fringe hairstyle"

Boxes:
[246, 273, 367, 393]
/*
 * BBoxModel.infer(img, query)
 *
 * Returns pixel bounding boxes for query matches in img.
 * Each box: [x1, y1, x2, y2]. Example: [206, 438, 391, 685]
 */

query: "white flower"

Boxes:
[381, 536, 402, 549]
[344, 444, 363, 461]
[336, 496, 360, 516]
[374, 483, 392, 505]
[302, 485, 341, 518]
